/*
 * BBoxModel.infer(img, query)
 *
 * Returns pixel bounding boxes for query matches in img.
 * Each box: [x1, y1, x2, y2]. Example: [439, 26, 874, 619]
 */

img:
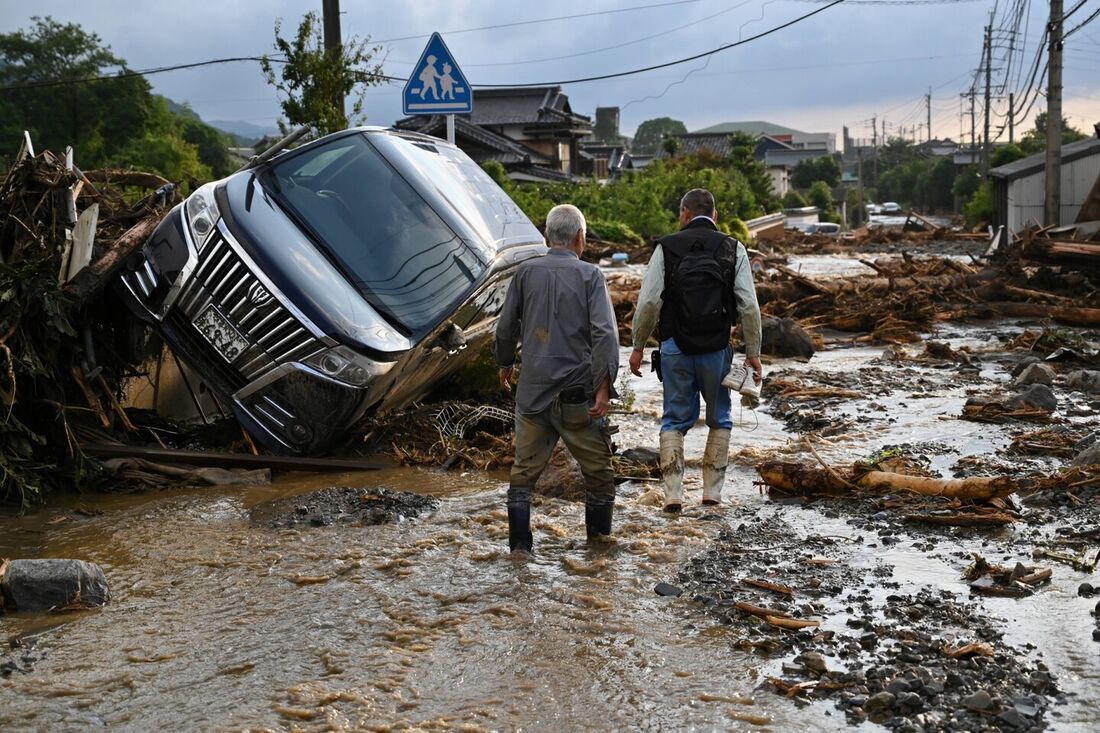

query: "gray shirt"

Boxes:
[494, 248, 620, 415]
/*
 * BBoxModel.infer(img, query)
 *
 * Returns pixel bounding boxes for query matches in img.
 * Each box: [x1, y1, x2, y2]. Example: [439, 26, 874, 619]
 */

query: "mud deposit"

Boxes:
[251, 487, 440, 528]
[2, 315, 1100, 730]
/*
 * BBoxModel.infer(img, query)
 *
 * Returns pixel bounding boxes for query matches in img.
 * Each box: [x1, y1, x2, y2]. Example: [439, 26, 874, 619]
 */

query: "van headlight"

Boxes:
[304, 345, 392, 387]
[185, 182, 221, 251]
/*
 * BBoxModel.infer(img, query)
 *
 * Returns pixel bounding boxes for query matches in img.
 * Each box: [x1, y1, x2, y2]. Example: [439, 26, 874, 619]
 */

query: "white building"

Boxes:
[989, 137, 1100, 234]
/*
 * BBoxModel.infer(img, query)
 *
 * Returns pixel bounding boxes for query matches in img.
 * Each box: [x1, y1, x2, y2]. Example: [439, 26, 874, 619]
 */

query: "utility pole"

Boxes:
[871, 114, 878, 182]
[982, 22, 992, 176]
[322, 0, 345, 122]
[968, 90, 976, 162]
[926, 87, 932, 144]
[857, 148, 865, 227]
[1045, 0, 1064, 226]
[1008, 92, 1015, 144]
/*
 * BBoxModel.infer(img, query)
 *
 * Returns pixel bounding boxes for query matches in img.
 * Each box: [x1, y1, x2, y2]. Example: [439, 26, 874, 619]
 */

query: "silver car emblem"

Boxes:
[247, 282, 272, 307]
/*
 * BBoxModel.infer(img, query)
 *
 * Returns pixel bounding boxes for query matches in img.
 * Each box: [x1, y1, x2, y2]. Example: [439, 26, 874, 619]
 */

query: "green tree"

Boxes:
[782, 190, 808, 209]
[633, 117, 687, 155]
[807, 181, 833, 211]
[1019, 112, 1088, 154]
[661, 136, 681, 156]
[991, 143, 1027, 168]
[791, 155, 841, 189]
[964, 181, 994, 227]
[261, 11, 385, 135]
[0, 16, 151, 166]
[112, 97, 211, 185]
[726, 131, 777, 212]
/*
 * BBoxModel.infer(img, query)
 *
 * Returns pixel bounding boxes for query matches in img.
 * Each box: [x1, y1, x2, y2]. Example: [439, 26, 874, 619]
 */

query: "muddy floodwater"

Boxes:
[4, 301, 1100, 730]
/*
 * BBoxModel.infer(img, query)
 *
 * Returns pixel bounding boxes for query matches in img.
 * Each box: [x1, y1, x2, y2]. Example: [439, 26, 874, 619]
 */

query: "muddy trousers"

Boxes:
[507, 406, 616, 510]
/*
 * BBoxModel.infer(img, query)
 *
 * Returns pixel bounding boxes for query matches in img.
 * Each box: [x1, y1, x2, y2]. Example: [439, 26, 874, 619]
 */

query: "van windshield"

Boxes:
[264, 133, 486, 335]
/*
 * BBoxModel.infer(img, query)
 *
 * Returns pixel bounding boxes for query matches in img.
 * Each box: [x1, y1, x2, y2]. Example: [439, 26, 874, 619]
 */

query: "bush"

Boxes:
[964, 181, 994, 227]
[807, 181, 833, 211]
[723, 217, 752, 245]
[782, 190, 808, 209]
[587, 218, 644, 245]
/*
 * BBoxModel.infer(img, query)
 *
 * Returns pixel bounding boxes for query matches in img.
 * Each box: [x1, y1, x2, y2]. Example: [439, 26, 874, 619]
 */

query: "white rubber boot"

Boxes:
[660, 431, 685, 513]
[702, 428, 731, 505]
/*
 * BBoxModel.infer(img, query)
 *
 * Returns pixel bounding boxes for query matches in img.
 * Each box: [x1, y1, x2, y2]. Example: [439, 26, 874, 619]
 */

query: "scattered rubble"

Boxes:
[250, 487, 439, 528]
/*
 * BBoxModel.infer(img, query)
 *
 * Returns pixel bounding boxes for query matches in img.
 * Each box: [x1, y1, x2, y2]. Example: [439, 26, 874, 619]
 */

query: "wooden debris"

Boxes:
[766, 616, 821, 631]
[757, 461, 1018, 501]
[743, 578, 795, 597]
[735, 601, 791, 620]
[904, 511, 1017, 527]
[944, 642, 995, 659]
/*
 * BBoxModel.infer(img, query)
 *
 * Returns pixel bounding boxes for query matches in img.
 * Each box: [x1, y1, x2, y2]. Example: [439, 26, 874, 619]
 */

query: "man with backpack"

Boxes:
[628, 188, 762, 511]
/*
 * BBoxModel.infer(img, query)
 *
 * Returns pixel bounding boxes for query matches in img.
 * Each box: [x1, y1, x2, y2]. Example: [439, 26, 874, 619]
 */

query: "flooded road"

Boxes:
[3, 330, 1100, 730]
[0, 437, 832, 731]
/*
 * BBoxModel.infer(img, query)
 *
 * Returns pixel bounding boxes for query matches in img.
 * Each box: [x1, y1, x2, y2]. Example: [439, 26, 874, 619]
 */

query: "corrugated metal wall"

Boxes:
[1006, 151, 1100, 233]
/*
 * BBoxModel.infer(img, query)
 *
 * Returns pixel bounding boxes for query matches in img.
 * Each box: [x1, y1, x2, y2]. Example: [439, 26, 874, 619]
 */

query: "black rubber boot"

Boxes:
[585, 503, 613, 541]
[508, 503, 533, 553]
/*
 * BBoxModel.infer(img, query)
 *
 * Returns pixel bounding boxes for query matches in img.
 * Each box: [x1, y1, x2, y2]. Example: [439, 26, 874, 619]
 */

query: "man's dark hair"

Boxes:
[680, 188, 715, 217]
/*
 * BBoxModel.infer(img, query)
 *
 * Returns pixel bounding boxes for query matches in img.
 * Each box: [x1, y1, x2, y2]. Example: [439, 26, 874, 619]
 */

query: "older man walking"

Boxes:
[629, 188, 762, 511]
[495, 204, 620, 553]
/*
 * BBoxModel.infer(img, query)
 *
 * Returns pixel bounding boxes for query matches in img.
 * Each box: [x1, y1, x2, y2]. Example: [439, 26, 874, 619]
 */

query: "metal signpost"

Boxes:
[402, 32, 472, 145]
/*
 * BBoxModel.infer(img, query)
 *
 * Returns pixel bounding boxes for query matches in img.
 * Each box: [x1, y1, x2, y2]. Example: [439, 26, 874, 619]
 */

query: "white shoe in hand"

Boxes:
[722, 363, 761, 403]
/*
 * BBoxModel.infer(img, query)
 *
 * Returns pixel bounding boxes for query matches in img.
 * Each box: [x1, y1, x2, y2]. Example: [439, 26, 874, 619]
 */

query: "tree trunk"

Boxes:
[65, 214, 160, 305]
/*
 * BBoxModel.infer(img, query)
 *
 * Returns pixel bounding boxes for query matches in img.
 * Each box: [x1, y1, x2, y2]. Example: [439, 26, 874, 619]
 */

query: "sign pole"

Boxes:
[446, 114, 455, 145]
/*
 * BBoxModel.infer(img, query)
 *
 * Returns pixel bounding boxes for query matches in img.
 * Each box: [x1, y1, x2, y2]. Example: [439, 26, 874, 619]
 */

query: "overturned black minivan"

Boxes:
[121, 127, 545, 454]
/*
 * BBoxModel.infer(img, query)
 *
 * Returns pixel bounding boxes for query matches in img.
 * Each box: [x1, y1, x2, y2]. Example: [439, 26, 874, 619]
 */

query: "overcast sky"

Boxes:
[2, 0, 1099, 144]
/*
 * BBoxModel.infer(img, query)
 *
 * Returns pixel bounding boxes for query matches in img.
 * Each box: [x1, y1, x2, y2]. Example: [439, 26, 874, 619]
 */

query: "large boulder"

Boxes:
[760, 316, 816, 359]
[1066, 369, 1100, 394]
[1007, 383, 1058, 412]
[1, 559, 109, 612]
[534, 443, 586, 501]
[1013, 363, 1055, 387]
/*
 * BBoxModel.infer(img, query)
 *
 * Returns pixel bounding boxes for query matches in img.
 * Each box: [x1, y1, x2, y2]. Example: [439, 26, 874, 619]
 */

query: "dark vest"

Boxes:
[657, 219, 740, 348]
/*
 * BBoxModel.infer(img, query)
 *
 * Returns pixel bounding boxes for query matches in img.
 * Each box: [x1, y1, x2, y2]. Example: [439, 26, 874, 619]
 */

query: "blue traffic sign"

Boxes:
[402, 33, 472, 116]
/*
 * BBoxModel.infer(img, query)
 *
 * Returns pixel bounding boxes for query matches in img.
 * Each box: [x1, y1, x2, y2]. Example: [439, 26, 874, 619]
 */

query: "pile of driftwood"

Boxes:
[0, 138, 173, 504]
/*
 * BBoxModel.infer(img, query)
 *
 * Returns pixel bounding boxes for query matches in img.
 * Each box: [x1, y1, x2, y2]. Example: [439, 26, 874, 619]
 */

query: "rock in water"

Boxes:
[863, 691, 895, 715]
[1013, 363, 1055, 387]
[1065, 369, 1100, 394]
[962, 689, 994, 712]
[760, 316, 816, 359]
[534, 443, 586, 501]
[1, 559, 109, 612]
[1006, 384, 1057, 412]
[1071, 442, 1100, 467]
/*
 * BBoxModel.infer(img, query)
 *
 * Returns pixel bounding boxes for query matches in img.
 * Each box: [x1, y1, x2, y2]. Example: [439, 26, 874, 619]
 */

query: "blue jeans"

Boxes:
[660, 338, 733, 433]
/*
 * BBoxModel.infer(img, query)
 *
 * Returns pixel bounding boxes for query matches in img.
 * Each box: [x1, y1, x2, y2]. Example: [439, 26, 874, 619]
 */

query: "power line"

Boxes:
[375, 0, 705, 44]
[1066, 6, 1100, 37]
[2, 0, 846, 93]
[472, 0, 848, 87]
[388, 0, 755, 68]
[0, 56, 273, 92]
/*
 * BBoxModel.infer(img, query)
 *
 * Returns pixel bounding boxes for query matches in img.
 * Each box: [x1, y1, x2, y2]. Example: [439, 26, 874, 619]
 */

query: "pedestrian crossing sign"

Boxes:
[402, 32, 473, 115]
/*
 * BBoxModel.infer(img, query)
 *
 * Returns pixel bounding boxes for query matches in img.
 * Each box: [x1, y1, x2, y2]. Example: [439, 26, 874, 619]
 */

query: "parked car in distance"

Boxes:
[865, 201, 882, 215]
[882, 202, 903, 214]
[120, 127, 546, 455]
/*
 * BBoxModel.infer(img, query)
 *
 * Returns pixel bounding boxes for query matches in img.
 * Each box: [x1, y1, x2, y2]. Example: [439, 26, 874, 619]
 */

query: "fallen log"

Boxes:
[65, 214, 161, 304]
[859, 471, 1018, 501]
[903, 511, 1017, 527]
[976, 302, 1100, 328]
[83, 168, 171, 190]
[757, 461, 1018, 501]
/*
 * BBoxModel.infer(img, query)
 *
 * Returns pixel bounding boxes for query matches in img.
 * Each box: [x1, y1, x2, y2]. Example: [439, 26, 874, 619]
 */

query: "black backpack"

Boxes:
[668, 238, 736, 354]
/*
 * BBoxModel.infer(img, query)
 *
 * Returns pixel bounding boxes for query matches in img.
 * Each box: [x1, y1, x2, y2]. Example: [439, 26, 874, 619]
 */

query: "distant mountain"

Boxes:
[206, 120, 280, 146]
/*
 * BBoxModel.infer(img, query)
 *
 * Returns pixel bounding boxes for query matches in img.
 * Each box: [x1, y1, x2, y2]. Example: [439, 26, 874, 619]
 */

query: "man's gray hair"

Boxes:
[545, 204, 586, 247]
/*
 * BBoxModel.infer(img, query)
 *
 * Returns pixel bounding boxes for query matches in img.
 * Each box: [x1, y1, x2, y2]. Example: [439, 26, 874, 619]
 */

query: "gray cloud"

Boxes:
[2, 0, 1097, 141]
